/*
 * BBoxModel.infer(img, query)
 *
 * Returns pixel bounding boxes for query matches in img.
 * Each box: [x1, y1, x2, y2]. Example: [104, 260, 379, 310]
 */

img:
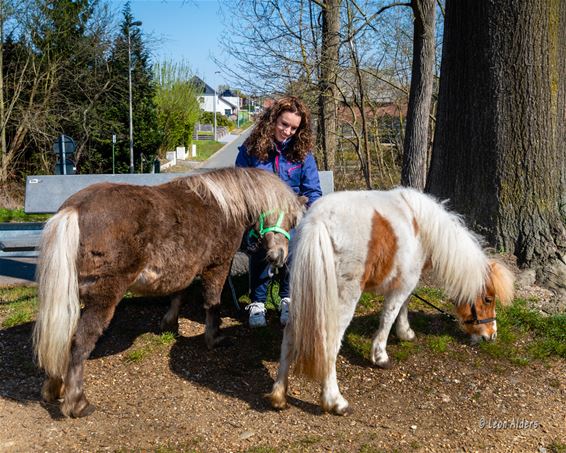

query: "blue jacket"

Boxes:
[235, 140, 322, 207]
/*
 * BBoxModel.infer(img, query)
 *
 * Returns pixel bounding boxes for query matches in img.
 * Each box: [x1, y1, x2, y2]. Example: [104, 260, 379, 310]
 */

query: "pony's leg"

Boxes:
[42, 376, 64, 403]
[321, 285, 360, 415]
[201, 266, 231, 349]
[395, 297, 416, 341]
[62, 283, 124, 417]
[160, 293, 183, 333]
[371, 291, 413, 368]
[265, 323, 294, 410]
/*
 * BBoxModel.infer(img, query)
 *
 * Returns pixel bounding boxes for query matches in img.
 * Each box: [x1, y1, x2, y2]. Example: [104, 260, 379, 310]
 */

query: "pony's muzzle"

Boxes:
[266, 247, 286, 268]
[471, 331, 497, 344]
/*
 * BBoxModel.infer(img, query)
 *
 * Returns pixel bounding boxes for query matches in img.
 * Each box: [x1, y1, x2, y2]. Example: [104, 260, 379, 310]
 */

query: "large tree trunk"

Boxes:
[317, 0, 340, 171]
[427, 0, 566, 307]
[401, 0, 436, 190]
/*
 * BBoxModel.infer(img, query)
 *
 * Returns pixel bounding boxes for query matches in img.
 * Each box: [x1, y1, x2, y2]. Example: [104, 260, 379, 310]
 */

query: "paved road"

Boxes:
[198, 127, 251, 169]
[0, 128, 254, 288]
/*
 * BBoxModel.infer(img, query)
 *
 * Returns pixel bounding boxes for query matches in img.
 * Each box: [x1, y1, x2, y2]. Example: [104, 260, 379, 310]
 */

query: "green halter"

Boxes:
[249, 210, 291, 241]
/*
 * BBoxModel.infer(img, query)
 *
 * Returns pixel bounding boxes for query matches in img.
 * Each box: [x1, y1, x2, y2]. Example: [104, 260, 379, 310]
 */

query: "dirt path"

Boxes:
[1, 296, 564, 452]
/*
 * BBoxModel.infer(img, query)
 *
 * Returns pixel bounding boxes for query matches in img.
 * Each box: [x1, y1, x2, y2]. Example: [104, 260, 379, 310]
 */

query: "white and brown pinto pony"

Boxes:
[266, 187, 515, 415]
[33, 167, 304, 418]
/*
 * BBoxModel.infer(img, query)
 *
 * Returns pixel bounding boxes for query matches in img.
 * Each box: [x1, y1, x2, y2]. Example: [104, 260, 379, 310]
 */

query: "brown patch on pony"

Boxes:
[360, 212, 398, 291]
[412, 217, 419, 236]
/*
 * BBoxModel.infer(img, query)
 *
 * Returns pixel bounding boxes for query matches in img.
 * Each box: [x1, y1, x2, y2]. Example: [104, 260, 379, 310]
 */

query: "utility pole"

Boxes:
[128, 19, 142, 173]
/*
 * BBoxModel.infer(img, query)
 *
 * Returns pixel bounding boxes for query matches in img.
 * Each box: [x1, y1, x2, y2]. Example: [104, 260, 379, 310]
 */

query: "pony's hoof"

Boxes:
[264, 391, 288, 410]
[373, 358, 392, 369]
[333, 405, 353, 416]
[62, 399, 95, 418]
[71, 403, 96, 418]
[323, 401, 352, 416]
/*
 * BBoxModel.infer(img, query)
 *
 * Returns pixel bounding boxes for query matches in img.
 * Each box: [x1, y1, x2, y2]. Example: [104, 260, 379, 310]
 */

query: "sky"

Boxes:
[110, 0, 230, 90]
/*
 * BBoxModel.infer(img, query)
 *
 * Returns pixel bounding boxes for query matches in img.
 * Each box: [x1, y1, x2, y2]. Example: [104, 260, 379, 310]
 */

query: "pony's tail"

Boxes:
[33, 207, 80, 379]
[289, 218, 339, 382]
[400, 188, 489, 305]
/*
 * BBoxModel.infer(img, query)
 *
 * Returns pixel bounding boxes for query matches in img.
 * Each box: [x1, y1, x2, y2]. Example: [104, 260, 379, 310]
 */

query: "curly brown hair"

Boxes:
[244, 96, 313, 163]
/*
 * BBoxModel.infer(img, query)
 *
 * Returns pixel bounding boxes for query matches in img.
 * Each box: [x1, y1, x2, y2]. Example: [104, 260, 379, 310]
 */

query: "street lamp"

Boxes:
[128, 20, 142, 173]
[213, 70, 221, 142]
[213, 88, 217, 142]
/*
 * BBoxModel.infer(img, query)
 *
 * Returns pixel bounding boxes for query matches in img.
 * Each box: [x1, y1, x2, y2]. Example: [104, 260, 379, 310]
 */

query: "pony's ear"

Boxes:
[489, 260, 515, 305]
[298, 195, 309, 206]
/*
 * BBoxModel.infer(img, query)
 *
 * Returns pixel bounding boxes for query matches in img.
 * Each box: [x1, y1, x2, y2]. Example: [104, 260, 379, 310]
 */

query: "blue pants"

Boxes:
[248, 229, 294, 303]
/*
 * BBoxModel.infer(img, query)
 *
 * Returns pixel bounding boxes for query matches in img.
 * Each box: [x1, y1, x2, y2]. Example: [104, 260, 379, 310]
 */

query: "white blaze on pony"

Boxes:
[266, 187, 515, 415]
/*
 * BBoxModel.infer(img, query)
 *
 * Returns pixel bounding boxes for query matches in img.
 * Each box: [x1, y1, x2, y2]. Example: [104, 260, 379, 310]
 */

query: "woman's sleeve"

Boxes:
[301, 153, 323, 207]
[235, 144, 251, 168]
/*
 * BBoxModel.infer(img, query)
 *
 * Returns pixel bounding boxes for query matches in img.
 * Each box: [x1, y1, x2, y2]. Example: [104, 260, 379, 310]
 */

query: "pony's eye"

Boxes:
[484, 296, 494, 304]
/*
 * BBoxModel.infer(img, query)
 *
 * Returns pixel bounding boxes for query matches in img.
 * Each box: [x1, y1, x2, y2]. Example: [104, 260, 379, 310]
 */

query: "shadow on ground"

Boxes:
[0, 278, 470, 418]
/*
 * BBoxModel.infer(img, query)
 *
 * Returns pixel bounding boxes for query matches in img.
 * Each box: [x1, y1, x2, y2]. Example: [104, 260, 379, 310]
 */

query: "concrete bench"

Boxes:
[1, 170, 334, 255]
[24, 171, 334, 214]
[1, 170, 334, 302]
[0, 223, 44, 255]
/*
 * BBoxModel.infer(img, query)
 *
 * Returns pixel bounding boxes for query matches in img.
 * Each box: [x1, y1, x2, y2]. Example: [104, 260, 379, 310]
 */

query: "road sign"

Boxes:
[52, 135, 76, 175]
[52, 135, 76, 155]
[54, 159, 76, 175]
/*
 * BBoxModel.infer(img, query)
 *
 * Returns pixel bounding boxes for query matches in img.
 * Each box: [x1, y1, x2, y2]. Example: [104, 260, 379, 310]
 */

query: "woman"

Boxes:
[236, 96, 322, 328]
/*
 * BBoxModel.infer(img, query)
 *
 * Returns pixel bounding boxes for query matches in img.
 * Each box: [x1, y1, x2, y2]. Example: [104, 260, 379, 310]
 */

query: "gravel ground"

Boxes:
[0, 291, 564, 453]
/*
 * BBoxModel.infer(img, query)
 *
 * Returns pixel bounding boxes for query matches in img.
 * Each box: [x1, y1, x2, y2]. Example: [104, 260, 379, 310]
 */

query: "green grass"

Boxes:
[357, 292, 382, 313]
[243, 447, 278, 453]
[480, 298, 566, 363]
[123, 332, 177, 363]
[237, 120, 253, 130]
[393, 340, 418, 361]
[192, 140, 224, 161]
[0, 287, 38, 328]
[547, 439, 566, 453]
[116, 444, 201, 453]
[0, 207, 51, 222]
[345, 330, 372, 359]
[342, 287, 565, 365]
[426, 334, 453, 353]
[239, 280, 283, 312]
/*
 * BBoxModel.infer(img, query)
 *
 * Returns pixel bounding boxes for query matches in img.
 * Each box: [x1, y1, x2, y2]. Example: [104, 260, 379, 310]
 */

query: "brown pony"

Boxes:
[32, 167, 304, 418]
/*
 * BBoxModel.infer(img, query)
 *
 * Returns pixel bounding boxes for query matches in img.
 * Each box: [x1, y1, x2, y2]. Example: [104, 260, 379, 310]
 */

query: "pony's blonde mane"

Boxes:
[398, 188, 490, 305]
[489, 259, 515, 305]
[177, 168, 304, 226]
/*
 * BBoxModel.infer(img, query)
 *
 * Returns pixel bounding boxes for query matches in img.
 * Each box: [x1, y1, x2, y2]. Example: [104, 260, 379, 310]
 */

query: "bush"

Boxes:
[199, 111, 235, 129]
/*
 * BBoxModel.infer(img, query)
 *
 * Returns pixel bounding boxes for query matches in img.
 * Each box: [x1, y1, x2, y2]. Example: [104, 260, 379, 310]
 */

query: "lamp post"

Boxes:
[213, 70, 221, 142]
[213, 88, 217, 142]
[128, 19, 142, 174]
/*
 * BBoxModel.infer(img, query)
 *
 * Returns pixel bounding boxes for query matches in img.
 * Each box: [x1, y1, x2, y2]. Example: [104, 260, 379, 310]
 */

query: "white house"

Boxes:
[191, 76, 240, 117]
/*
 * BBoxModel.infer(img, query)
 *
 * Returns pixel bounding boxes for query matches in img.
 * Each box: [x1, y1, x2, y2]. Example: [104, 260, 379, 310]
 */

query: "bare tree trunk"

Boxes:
[317, 0, 340, 171]
[427, 0, 566, 307]
[345, 1, 371, 188]
[0, 1, 7, 183]
[401, 0, 436, 190]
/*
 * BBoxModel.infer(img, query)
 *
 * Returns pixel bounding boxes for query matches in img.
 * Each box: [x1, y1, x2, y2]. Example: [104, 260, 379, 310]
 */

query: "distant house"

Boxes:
[337, 101, 407, 145]
[191, 76, 240, 117]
